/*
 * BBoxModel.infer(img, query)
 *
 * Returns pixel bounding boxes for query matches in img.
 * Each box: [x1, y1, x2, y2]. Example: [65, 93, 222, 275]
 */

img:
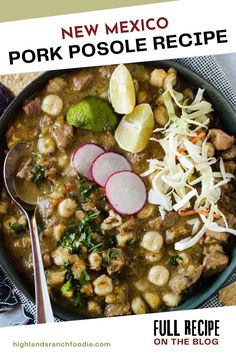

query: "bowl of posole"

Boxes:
[0, 60, 236, 320]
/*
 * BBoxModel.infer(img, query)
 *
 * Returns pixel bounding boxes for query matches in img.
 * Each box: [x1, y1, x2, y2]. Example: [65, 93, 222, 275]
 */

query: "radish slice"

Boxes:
[105, 170, 147, 215]
[91, 152, 131, 187]
[72, 143, 105, 180]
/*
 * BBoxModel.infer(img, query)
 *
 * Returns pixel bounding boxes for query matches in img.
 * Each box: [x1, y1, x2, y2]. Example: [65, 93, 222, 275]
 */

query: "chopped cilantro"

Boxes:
[107, 249, 119, 260]
[79, 232, 97, 250]
[32, 164, 45, 184]
[79, 270, 91, 286]
[82, 210, 100, 223]
[10, 222, 26, 235]
[59, 211, 102, 253]
[89, 242, 103, 253]
[64, 262, 73, 277]
[59, 229, 81, 253]
[109, 235, 118, 247]
[169, 255, 183, 267]
[70, 293, 85, 307]
[75, 204, 83, 211]
[101, 248, 120, 268]
[98, 195, 107, 203]
[32, 151, 42, 159]
[79, 175, 98, 199]
[61, 278, 73, 295]
[61, 263, 87, 308]
[101, 258, 108, 267]
[184, 275, 193, 282]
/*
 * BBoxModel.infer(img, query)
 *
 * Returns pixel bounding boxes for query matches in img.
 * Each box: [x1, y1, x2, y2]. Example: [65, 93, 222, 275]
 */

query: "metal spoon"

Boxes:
[3, 142, 54, 323]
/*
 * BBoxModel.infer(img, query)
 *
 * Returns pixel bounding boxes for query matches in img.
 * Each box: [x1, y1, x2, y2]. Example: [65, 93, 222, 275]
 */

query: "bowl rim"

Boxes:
[0, 60, 236, 321]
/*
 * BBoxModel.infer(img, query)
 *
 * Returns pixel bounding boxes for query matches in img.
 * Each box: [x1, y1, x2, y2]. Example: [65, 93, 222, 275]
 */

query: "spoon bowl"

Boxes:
[4, 142, 36, 211]
[3, 142, 54, 323]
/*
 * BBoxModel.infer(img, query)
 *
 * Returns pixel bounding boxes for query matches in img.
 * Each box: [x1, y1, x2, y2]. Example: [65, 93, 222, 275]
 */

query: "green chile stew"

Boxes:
[0, 63, 236, 318]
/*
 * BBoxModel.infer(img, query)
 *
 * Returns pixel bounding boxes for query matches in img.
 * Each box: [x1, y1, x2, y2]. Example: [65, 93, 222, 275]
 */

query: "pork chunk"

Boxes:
[169, 265, 203, 295]
[117, 217, 135, 234]
[149, 212, 179, 231]
[22, 97, 41, 116]
[126, 151, 148, 165]
[102, 248, 125, 275]
[16, 158, 32, 180]
[205, 218, 230, 243]
[44, 165, 58, 182]
[205, 229, 229, 243]
[51, 121, 74, 150]
[103, 131, 116, 149]
[6, 126, 15, 140]
[43, 252, 52, 268]
[104, 303, 130, 317]
[46, 77, 67, 93]
[165, 226, 190, 244]
[38, 197, 58, 219]
[61, 165, 78, 178]
[224, 161, 236, 174]
[221, 145, 236, 160]
[227, 213, 236, 228]
[209, 129, 235, 150]
[203, 252, 229, 277]
[73, 71, 94, 91]
[40, 115, 54, 128]
[99, 65, 116, 78]
[206, 231, 229, 243]
[159, 212, 180, 229]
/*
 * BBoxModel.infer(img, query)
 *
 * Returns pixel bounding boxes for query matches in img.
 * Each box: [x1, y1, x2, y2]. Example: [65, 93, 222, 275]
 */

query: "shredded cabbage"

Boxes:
[175, 224, 207, 251]
[219, 157, 227, 180]
[148, 188, 172, 211]
[207, 222, 236, 236]
[163, 91, 178, 122]
[173, 189, 197, 211]
[142, 80, 235, 251]
[159, 206, 166, 220]
[167, 84, 213, 119]
[191, 88, 205, 105]
[192, 219, 201, 235]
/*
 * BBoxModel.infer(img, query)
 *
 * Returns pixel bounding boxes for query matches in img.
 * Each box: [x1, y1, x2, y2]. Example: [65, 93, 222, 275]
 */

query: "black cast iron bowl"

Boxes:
[0, 60, 236, 321]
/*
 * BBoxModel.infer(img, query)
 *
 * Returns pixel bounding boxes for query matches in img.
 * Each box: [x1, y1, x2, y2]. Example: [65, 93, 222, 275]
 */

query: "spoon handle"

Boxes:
[26, 211, 54, 323]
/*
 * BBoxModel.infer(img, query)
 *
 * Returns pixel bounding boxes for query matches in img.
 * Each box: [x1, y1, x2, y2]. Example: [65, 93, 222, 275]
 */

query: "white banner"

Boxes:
[0, 0, 236, 74]
[0, 306, 235, 353]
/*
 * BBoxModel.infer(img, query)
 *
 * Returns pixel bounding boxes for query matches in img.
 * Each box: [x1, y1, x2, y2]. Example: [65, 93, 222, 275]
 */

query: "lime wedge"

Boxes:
[115, 103, 154, 153]
[66, 96, 118, 132]
[109, 64, 136, 114]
